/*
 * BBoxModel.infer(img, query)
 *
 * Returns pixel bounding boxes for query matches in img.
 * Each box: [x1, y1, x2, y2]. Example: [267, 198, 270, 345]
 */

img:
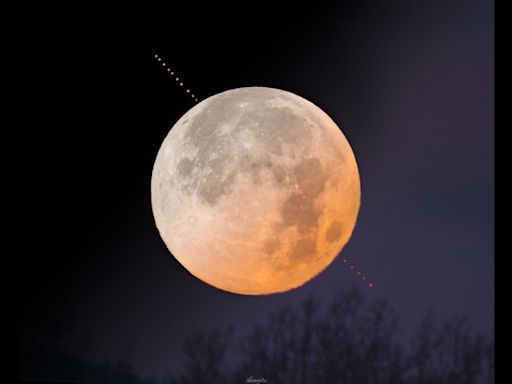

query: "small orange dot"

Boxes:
[369, 283, 374, 288]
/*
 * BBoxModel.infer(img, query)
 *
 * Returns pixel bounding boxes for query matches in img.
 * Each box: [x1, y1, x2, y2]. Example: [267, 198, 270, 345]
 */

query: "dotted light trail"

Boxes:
[154, 53, 198, 103]
[154, 52, 371, 289]
[343, 258, 374, 289]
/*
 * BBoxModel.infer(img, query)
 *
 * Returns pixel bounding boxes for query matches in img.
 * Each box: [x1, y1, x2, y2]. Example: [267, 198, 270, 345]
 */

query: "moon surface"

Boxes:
[151, 87, 360, 295]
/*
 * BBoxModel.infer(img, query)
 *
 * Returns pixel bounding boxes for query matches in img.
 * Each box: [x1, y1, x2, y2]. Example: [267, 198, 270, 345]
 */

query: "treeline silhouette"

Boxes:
[18, 287, 494, 383]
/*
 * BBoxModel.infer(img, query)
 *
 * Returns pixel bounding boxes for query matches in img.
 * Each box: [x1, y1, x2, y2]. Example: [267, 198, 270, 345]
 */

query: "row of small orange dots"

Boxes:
[343, 258, 374, 288]
[153, 53, 372, 288]
[154, 54, 198, 103]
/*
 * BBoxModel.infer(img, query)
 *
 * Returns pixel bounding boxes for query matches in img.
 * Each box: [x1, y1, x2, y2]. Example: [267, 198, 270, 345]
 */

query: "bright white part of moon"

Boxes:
[151, 87, 360, 295]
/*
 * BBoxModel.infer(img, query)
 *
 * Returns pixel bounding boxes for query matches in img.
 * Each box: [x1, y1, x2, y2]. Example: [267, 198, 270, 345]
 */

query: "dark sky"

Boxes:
[18, 0, 494, 380]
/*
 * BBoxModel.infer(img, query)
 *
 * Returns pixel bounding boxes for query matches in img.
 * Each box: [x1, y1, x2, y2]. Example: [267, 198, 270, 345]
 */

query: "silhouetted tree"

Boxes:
[408, 313, 486, 384]
[177, 326, 233, 384]
[174, 287, 493, 384]
[18, 286, 493, 384]
[233, 298, 320, 384]
[485, 339, 495, 384]
[313, 288, 403, 384]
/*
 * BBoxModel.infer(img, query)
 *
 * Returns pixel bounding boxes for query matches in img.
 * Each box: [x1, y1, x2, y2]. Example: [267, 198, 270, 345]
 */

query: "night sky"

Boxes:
[18, 0, 494, 380]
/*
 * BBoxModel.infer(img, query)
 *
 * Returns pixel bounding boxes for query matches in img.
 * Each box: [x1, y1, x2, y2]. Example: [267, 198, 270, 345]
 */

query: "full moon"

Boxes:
[151, 87, 360, 295]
